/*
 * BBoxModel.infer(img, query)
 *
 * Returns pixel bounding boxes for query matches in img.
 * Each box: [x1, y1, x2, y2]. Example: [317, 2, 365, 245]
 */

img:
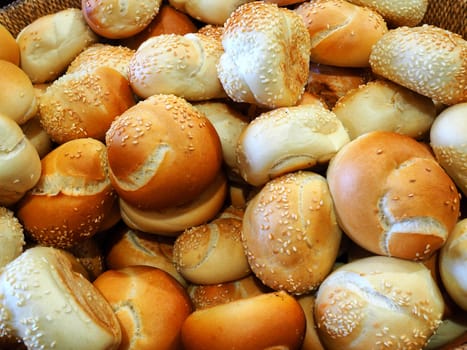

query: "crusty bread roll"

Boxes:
[370, 25, 467, 106]
[218, 1, 311, 108]
[326, 131, 461, 260]
[16, 138, 119, 249]
[0, 114, 41, 207]
[294, 0, 388, 67]
[0, 207, 25, 268]
[16, 8, 98, 83]
[82, 0, 163, 39]
[181, 290, 306, 350]
[106, 93, 223, 211]
[39, 66, 136, 144]
[430, 102, 467, 197]
[236, 103, 350, 186]
[314, 256, 445, 350]
[197, 24, 224, 42]
[0, 24, 19, 65]
[243, 171, 342, 295]
[20, 116, 53, 159]
[93, 266, 192, 350]
[0, 246, 121, 350]
[333, 79, 436, 140]
[129, 33, 226, 101]
[0, 60, 37, 125]
[297, 294, 326, 350]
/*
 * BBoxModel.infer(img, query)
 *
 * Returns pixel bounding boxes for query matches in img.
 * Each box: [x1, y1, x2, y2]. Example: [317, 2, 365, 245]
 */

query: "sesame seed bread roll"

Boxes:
[0, 207, 25, 268]
[93, 266, 192, 350]
[0, 246, 121, 350]
[242, 171, 342, 295]
[430, 103, 467, 197]
[16, 138, 118, 249]
[0, 114, 41, 207]
[16, 8, 98, 83]
[82, 0, 163, 39]
[218, 1, 311, 108]
[314, 256, 444, 350]
[294, 0, 388, 67]
[326, 131, 461, 260]
[39, 66, 136, 144]
[0, 24, 19, 66]
[333, 79, 436, 140]
[369, 25, 467, 106]
[236, 103, 350, 186]
[66, 237, 106, 281]
[129, 33, 226, 101]
[106, 94, 223, 211]
[197, 24, 224, 42]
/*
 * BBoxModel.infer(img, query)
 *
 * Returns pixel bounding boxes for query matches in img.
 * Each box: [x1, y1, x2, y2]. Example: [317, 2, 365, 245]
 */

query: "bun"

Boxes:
[181, 291, 306, 350]
[106, 94, 223, 211]
[242, 171, 342, 295]
[236, 103, 350, 186]
[82, 0, 163, 39]
[197, 24, 224, 42]
[294, 0, 388, 67]
[0, 23, 19, 65]
[93, 265, 192, 350]
[20, 116, 53, 159]
[369, 25, 467, 106]
[218, 1, 311, 108]
[314, 256, 445, 350]
[430, 102, 467, 197]
[0, 207, 25, 268]
[16, 138, 118, 249]
[66, 237, 106, 281]
[297, 294, 326, 350]
[16, 8, 98, 83]
[333, 79, 436, 140]
[326, 131, 461, 260]
[128, 33, 226, 101]
[0, 246, 121, 350]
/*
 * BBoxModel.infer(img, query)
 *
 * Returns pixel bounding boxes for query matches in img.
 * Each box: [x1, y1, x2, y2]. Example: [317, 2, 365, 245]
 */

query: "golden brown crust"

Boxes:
[0, 24, 20, 65]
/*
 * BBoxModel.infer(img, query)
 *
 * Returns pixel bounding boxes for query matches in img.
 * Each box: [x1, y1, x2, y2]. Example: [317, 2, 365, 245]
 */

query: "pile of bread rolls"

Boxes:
[0, 0, 466, 349]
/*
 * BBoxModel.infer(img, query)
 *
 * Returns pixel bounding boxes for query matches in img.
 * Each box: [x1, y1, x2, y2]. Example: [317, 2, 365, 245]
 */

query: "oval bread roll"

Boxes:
[0, 207, 25, 268]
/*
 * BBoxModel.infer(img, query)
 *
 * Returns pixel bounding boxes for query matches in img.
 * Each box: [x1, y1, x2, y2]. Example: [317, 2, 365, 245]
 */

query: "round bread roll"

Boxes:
[0, 114, 41, 207]
[430, 102, 467, 197]
[236, 103, 350, 186]
[0, 207, 25, 268]
[294, 0, 388, 67]
[314, 256, 444, 350]
[16, 8, 98, 83]
[93, 266, 192, 350]
[16, 138, 119, 249]
[197, 24, 224, 42]
[218, 1, 311, 108]
[181, 291, 306, 350]
[39, 66, 136, 144]
[326, 131, 461, 260]
[106, 93, 223, 211]
[105, 224, 187, 286]
[0, 60, 38, 125]
[82, 0, 163, 39]
[20, 116, 53, 159]
[0, 24, 19, 65]
[297, 294, 326, 350]
[0, 246, 121, 350]
[173, 215, 251, 285]
[333, 79, 436, 140]
[370, 25, 467, 106]
[128, 33, 226, 101]
[242, 171, 343, 295]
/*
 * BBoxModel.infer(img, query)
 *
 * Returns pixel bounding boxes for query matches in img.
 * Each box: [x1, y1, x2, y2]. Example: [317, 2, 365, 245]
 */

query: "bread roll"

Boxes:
[265, 0, 306, 6]
[0, 207, 25, 268]
[236, 103, 350, 186]
[16, 138, 118, 249]
[197, 24, 224, 42]
[93, 266, 192, 350]
[218, 1, 311, 108]
[369, 25, 467, 106]
[106, 93, 223, 211]
[243, 171, 342, 295]
[326, 131, 461, 260]
[181, 291, 306, 350]
[16, 8, 98, 83]
[333, 79, 436, 140]
[66, 236, 106, 281]
[39, 66, 136, 144]
[0, 114, 41, 207]
[294, 0, 388, 67]
[129, 33, 226, 101]
[314, 256, 444, 350]
[0, 24, 19, 65]
[20, 116, 53, 159]
[430, 102, 467, 197]
[297, 294, 326, 350]
[0, 246, 121, 350]
[82, 0, 163, 39]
